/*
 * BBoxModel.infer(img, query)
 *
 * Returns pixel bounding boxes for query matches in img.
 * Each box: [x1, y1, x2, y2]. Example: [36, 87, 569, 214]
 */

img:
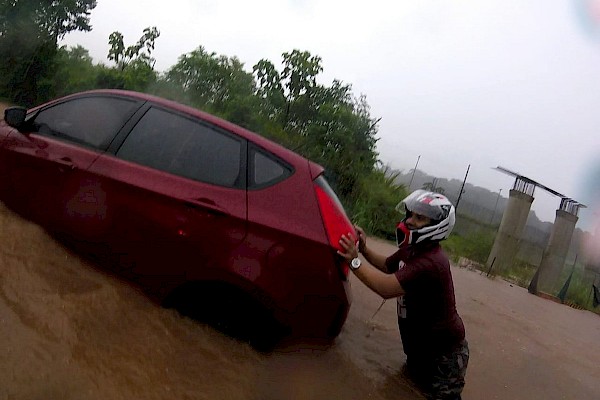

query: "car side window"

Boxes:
[33, 96, 138, 150]
[249, 147, 292, 189]
[116, 107, 243, 188]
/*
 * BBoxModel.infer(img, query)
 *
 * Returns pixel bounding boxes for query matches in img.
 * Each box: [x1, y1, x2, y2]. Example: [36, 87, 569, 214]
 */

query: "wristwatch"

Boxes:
[350, 257, 362, 271]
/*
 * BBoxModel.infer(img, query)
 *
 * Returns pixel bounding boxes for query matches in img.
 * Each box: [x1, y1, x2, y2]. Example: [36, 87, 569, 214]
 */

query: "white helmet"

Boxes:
[395, 189, 455, 247]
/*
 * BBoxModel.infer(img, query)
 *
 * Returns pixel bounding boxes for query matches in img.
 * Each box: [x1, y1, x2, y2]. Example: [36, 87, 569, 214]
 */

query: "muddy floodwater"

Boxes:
[1, 203, 599, 400]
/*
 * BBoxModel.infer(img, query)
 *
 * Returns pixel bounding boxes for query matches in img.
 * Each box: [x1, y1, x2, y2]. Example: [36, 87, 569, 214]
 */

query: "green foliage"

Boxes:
[253, 59, 286, 120]
[502, 260, 537, 286]
[94, 64, 126, 89]
[120, 59, 158, 91]
[250, 51, 379, 202]
[0, 0, 97, 40]
[0, 0, 97, 106]
[281, 50, 323, 101]
[108, 27, 160, 71]
[101, 27, 160, 92]
[164, 46, 258, 126]
[443, 228, 495, 265]
[563, 274, 596, 309]
[351, 166, 408, 240]
[51, 45, 98, 96]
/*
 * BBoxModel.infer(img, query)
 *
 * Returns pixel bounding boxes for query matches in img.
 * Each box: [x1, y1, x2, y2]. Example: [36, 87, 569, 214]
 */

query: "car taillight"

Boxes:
[313, 176, 354, 279]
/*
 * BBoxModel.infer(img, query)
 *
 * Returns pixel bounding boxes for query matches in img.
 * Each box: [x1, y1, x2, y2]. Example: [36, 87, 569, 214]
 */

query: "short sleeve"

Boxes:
[385, 248, 406, 273]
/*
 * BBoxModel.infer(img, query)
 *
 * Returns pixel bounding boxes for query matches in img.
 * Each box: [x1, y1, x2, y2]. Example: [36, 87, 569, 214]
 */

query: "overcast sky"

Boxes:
[61, 0, 600, 230]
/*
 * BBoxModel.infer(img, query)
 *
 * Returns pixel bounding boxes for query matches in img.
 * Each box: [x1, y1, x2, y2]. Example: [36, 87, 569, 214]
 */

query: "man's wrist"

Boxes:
[359, 245, 368, 258]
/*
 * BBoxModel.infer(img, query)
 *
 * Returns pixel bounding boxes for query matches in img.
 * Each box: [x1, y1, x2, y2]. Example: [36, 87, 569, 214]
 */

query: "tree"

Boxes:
[0, 0, 97, 106]
[253, 50, 323, 130]
[253, 59, 285, 120]
[164, 46, 258, 126]
[352, 164, 408, 240]
[108, 27, 160, 71]
[102, 27, 160, 91]
[252, 50, 379, 201]
[51, 45, 98, 97]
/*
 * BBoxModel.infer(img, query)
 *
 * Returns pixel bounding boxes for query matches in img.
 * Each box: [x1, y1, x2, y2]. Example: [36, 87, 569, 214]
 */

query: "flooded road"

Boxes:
[0, 203, 416, 400]
[1, 202, 599, 399]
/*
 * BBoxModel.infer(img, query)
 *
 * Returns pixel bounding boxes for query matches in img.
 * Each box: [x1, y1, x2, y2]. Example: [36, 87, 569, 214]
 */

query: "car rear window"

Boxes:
[249, 147, 292, 189]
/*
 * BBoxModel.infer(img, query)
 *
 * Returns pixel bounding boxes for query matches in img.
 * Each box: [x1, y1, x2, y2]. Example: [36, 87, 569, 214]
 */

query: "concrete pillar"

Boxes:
[486, 189, 534, 274]
[536, 210, 578, 293]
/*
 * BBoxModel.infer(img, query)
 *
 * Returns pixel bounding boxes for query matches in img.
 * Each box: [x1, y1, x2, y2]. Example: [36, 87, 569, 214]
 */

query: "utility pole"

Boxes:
[455, 164, 470, 210]
[408, 155, 420, 191]
[489, 188, 502, 225]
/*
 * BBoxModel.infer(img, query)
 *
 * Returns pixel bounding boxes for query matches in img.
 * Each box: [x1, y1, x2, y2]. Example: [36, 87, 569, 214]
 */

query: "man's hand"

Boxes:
[338, 231, 405, 298]
[354, 225, 367, 253]
[337, 232, 359, 261]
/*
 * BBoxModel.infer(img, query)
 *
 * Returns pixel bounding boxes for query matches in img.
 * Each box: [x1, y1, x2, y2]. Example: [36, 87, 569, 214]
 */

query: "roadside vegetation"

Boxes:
[2, 1, 597, 314]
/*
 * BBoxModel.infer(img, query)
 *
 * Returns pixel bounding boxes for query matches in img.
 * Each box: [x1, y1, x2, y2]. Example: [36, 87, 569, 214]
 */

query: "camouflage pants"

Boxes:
[404, 340, 469, 400]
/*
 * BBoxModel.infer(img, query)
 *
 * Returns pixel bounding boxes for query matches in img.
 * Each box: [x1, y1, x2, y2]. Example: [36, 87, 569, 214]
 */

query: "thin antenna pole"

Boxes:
[408, 155, 421, 191]
[455, 164, 470, 209]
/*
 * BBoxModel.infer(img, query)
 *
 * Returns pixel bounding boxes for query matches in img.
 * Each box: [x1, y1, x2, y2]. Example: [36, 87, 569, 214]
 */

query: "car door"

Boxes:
[0, 95, 142, 233]
[87, 106, 247, 294]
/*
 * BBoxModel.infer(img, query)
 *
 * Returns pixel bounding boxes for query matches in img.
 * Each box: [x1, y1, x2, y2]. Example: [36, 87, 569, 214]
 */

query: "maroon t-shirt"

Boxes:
[385, 242, 465, 360]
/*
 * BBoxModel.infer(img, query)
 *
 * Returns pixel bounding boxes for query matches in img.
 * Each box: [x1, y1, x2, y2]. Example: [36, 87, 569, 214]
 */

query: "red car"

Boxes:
[0, 90, 354, 348]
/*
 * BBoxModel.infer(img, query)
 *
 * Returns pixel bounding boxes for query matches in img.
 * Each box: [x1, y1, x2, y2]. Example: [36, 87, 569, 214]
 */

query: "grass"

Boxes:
[443, 230, 496, 266]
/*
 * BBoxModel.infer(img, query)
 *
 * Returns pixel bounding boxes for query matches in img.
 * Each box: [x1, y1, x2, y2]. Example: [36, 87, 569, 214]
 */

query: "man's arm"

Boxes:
[338, 232, 405, 299]
[360, 244, 390, 272]
[352, 261, 405, 299]
[354, 226, 390, 272]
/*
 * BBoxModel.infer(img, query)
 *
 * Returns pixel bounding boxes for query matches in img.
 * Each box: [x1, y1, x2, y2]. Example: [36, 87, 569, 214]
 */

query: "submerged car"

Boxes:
[0, 90, 354, 347]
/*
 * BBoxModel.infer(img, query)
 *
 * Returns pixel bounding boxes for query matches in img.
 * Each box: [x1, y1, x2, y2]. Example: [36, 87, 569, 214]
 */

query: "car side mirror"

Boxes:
[4, 107, 27, 130]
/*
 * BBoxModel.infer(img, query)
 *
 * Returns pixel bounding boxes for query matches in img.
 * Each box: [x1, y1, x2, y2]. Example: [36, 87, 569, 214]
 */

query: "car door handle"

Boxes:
[54, 157, 76, 171]
[184, 197, 227, 216]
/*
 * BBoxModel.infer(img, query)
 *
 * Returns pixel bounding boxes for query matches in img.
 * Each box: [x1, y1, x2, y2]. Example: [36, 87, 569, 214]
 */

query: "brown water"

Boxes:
[0, 203, 420, 400]
[2, 201, 600, 400]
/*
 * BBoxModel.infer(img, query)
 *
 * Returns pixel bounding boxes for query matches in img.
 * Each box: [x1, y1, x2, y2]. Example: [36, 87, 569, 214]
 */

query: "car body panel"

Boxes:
[87, 152, 247, 297]
[0, 131, 101, 228]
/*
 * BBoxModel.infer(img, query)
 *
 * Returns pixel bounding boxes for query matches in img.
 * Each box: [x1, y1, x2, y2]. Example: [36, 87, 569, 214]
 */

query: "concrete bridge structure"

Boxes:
[485, 166, 585, 294]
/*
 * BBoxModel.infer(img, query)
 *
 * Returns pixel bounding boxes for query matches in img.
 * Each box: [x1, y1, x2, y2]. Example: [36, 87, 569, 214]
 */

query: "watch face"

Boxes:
[351, 258, 361, 270]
